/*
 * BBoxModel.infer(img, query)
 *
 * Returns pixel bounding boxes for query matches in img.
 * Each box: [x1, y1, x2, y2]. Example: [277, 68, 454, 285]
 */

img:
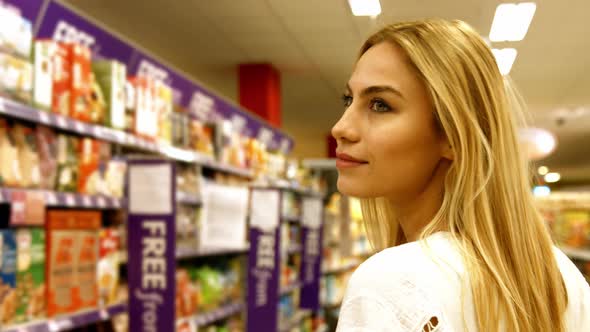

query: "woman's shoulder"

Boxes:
[552, 247, 590, 330]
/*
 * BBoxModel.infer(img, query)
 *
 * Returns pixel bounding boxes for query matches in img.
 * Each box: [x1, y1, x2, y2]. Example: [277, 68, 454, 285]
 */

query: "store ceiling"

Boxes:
[64, 0, 590, 182]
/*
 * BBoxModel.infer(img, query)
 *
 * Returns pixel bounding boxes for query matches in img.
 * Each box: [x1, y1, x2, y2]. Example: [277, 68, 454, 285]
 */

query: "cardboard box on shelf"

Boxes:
[0, 52, 33, 104]
[12, 124, 41, 189]
[0, 6, 32, 58]
[0, 230, 17, 324]
[77, 138, 100, 195]
[0, 119, 21, 187]
[51, 42, 71, 117]
[93, 61, 126, 130]
[69, 44, 92, 123]
[98, 228, 119, 307]
[32, 41, 55, 111]
[15, 228, 46, 322]
[55, 134, 79, 192]
[35, 126, 58, 190]
[75, 228, 99, 310]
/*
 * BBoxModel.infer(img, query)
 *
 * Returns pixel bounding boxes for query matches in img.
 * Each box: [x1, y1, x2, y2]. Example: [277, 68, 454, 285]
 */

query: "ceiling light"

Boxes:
[544, 172, 561, 183]
[489, 2, 536, 42]
[492, 48, 517, 75]
[533, 185, 551, 197]
[348, 0, 381, 17]
[519, 128, 557, 160]
[537, 166, 549, 176]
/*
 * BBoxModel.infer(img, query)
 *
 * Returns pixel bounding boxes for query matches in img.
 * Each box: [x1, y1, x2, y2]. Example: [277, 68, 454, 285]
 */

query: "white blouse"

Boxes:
[336, 232, 590, 331]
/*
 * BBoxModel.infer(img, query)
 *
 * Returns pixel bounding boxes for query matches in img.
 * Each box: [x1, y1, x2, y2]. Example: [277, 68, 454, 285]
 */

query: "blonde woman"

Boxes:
[332, 19, 590, 332]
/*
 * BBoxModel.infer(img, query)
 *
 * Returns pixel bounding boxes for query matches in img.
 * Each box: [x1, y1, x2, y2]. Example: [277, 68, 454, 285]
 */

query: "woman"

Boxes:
[332, 19, 590, 332]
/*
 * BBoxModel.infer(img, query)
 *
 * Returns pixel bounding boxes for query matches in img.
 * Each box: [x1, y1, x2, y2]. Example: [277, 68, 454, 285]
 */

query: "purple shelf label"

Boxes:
[300, 197, 324, 312]
[127, 160, 176, 332]
[247, 189, 281, 332]
[36, 1, 135, 62]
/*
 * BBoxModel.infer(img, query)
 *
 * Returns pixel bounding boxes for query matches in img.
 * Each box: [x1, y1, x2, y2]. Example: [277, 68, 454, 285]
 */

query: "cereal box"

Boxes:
[77, 138, 100, 194]
[69, 44, 92, 123]
[15, 228, 45, 322]
[98, 228, 119, 307]
[51, 42, 71, 117]
[32, 40, 55, 111]
[72, 211, 100, 310]
[0, 230, 17, 324]
[92, 61, 126, 130]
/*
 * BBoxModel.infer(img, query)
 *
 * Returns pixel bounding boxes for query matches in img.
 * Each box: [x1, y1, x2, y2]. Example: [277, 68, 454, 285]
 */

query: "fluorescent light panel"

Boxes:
[348, 0, 381, 16]
[492, 48, 518, 75]
[489, 2, 537, 42]
[544, 172, 561, 183]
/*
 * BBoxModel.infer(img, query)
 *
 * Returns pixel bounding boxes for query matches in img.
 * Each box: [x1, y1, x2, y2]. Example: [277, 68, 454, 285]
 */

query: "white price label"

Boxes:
[99, 309, 109, 320]
[74, 122, 85, 132]
[114, 130, 126, 142]
[97, 197, 106, 208]
[39, 112, 51, 124]
[46, 192, 57, 205]
[48, 320, 59, 332]
[83, 196, 91, 207]
[0, 98, 5, 112]
[66, 194, 75, 206]
[92, 126, 103, 138]
[56, 116, 68, 128]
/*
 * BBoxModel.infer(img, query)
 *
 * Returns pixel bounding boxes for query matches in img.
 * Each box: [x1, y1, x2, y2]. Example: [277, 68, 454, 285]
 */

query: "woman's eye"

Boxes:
[341, 94, 353, 108]
[369, 98, 392, 113]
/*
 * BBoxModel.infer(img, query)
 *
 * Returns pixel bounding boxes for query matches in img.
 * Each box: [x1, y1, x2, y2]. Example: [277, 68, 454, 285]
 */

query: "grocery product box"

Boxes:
[32, 41, 55, 111]
[12, 124, 41, 189]
[46, 210, 78, 316]
[0, 52, 33, 103]
[35, 126, 58, 190]
[155, 81, 172, 144]
[77, 138, 100, 194]
[69, 44, 92, 123]
[0, 119, 21, 187]
[55, 134, 79, 192]
[0, 6, 32, 58]
[92, 61, 126, 130]
[15, 228, 46, 322]
[51, 42, 71, 117]
[0, 230, 17, 324]
[98, 228, 119, 307]
[75, 229, 99, 310]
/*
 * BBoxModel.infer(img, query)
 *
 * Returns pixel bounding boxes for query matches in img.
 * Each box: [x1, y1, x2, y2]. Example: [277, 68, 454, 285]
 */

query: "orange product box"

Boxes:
[46, 210, 101, 316]
[77, 138, 100, 194]
[69, 44, 92, 123]
[50, 42, 71, 117]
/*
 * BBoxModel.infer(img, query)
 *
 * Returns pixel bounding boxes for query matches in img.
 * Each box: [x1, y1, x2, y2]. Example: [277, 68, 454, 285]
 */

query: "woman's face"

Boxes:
[331, 42, 449, 202]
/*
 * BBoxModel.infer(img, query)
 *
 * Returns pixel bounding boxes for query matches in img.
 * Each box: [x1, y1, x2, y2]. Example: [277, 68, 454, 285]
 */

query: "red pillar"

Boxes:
[238, 63, 281, 127]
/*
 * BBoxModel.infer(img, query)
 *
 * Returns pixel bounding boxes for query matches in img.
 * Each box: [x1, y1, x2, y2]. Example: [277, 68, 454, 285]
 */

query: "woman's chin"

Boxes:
[337, 176, 372, 198]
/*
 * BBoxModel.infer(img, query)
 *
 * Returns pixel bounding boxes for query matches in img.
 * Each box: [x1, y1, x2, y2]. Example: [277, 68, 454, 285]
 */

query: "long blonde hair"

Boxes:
[359, 19, 568, 332]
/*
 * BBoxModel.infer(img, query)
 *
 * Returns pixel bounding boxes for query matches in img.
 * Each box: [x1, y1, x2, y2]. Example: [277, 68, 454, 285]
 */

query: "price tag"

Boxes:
[97, 197, 106, 208]
[10, 191, 26, 225]
[83, 196, 91, 207]
[65, 194, 76, 206]
[56, 116, 68, 128]
[56, 318, 73, 331]
[46, 192, 57, 205]
[48, 320, 59, 332]
[38, 111, 51, 124]
[99, 309, 109, 320]
[92, 126, 103, 138]
[74, 122, 85, 132]
[114, 130, 126, 143]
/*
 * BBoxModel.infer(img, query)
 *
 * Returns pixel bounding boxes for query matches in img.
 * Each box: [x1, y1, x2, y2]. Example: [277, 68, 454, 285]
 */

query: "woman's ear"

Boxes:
[440, 139, 454, 161]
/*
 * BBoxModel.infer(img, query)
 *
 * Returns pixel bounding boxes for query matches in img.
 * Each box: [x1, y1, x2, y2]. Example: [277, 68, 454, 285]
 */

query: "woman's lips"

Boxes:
[336, 153, 368, 169]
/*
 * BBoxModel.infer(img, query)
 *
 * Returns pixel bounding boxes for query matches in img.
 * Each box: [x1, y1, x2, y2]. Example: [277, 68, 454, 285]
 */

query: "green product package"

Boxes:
[92, 61, 126, 130]
[15, 228, 45, 322]
[192, 266, 223, 310]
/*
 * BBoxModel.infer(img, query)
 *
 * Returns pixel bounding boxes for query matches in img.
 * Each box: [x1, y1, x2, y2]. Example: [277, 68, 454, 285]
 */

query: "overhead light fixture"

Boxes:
[348, 0, 381, 17]
[492, 48, 517, 75]
[519, 127, 557, 160]
[544, 172, 561, 183]
[489, 2, 536, 42]
[537, 166, 549, 176]
[533, 185, 551, 197]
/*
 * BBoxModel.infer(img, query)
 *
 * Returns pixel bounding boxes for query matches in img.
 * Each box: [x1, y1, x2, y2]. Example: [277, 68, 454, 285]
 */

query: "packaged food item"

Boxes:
[0, 7, 32, 58]
[12, 124, 41, 188]
[46, 210, 78, 316]
[103, 159, 127, 198]
[133, 77, 158, 139]
[55, 134, 79, 192]
[172, 106, 189, 148]
[189, 119, 214, 157]
[74, 212, 100, 310]
[77, 138, 100, 194]
[0, 230, 17, 324]
[155, 81, 173, 144]
[124, 79, 136, 133]
[98, 228, 119, 307]
[15, 228, 45, 322]
[0, 119, 21, 187]
[176, 269, 198, 318]
[32, 41, 55, 111]
[0, 52, 33, 103]
[35, 126, 58, 190]
[214, 120, 233, 163]
[192, 266, 223, 311]
[69, 44, 92, 122]
[92, 61, 126, 129]
[51, 42, 71, 116]
[88, 73, 106, 124]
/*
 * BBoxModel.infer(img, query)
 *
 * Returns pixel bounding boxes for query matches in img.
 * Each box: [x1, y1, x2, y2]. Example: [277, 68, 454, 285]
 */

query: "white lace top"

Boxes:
[336, 232, 590, 331]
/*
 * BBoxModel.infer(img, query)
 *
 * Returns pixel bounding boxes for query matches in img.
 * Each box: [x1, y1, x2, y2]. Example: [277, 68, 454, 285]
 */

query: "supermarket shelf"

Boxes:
[560, 246, 590, 261]
[322, 299, 342, 310]
[176, 245, 250, 259]
[177, 191, 202, 205]
[0, 97, 254, 178]
[0, 187, 124, 209]
[287, 243, 302, 255]
[2, 302, 127, 332]
[283, 214, 301, 223]
[279, 310, 312, 332]
[280, 281, 302, 296]
[322, 261, 359, 275]
[184, 301, 244, 327]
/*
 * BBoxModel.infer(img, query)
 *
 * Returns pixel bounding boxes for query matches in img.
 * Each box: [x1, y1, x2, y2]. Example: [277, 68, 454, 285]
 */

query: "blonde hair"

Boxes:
[359, 19, 568, 332]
